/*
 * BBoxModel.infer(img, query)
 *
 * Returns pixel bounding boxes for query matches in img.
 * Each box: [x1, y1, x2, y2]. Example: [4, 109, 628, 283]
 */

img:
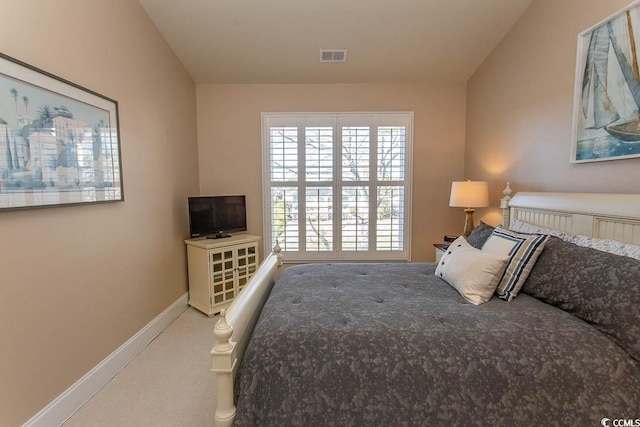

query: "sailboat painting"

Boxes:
[572, 1, 640, 162]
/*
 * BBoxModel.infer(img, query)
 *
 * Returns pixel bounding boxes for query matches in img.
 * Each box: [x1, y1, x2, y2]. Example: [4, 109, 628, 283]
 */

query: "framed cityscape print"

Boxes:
[0, 53, 123, 210]
[571, 1, 640, 163]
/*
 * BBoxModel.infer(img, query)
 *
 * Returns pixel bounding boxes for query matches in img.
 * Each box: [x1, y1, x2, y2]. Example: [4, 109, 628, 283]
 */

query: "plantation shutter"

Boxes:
[262, 112, 413, 261]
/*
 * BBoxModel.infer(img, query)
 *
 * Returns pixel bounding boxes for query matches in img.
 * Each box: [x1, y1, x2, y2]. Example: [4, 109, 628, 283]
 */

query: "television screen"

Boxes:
[188, 195, 247, 238]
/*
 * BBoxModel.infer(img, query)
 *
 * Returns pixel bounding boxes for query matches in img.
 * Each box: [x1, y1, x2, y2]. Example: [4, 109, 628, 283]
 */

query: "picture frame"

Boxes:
[0, 53, 123, 210]
[571, 0, 640, 163]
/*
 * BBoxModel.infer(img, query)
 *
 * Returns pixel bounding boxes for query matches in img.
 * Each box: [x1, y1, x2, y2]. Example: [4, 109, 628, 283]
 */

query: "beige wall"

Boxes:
[0, 1, 199, 425]
[196, 83, 468, 261]
[466, 0, 639, 223]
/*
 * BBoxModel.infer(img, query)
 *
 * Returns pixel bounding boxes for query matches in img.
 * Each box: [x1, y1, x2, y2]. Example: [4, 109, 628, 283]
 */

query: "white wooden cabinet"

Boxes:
[185, 234, 260, 316]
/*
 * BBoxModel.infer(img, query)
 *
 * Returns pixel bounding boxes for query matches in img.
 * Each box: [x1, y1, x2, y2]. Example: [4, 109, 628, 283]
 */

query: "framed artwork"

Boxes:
[571, 1, 640, 163]
[0, 53, 123, 210]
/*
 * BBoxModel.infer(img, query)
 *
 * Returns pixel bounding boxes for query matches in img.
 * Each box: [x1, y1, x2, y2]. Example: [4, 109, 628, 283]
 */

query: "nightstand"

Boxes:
[433, 243, 449, 263]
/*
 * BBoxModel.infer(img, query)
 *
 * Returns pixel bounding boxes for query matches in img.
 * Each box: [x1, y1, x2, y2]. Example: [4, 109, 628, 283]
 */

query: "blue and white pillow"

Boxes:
[481, 226, 549, 301]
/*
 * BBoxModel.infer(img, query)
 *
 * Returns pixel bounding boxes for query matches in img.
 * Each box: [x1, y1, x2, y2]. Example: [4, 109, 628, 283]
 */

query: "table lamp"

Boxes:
[449, 180, 489, 237]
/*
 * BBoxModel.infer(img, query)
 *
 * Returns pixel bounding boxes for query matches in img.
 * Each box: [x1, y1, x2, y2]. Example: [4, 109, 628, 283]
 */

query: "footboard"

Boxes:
[210, 243, 283, 427]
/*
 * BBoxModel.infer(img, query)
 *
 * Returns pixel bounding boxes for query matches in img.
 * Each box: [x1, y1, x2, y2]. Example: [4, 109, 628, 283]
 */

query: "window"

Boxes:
[262, 112, 413, 261]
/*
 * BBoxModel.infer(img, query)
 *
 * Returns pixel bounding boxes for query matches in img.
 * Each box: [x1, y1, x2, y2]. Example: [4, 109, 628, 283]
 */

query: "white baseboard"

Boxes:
[23, 293, 189, 427]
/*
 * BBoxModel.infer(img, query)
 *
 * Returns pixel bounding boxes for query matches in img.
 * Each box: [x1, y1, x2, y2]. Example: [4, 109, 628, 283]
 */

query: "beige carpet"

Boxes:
[63, 308, 218, 427]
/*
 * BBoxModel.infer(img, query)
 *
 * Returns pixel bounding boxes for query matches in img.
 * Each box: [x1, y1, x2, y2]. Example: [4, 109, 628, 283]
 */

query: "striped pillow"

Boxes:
[481, 226, 549, 301]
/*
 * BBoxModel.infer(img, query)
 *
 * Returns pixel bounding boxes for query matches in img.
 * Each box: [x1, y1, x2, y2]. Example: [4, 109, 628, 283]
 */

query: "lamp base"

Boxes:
[463, 208, 476, 237]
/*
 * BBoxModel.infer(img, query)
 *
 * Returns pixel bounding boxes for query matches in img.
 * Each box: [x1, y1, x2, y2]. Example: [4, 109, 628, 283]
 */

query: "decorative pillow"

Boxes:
[481, 226, 549, 301]
[509, 218, 640, 260]
[435, 236, 509, 305]
[523, 236, 640, 363]
[466, 221, 495, 249]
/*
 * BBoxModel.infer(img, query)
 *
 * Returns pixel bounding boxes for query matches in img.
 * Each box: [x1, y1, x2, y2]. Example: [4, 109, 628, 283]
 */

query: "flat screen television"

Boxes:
[188, 195, 247, 239]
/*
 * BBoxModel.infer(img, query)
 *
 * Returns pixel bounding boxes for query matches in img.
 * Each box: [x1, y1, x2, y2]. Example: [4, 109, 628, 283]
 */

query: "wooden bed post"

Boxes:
[500, 182, 512, 227]
[211, 309, 236, 427]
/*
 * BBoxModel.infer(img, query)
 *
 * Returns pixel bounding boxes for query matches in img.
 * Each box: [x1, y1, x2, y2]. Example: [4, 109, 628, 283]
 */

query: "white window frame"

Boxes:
[261, 112, 413, 262]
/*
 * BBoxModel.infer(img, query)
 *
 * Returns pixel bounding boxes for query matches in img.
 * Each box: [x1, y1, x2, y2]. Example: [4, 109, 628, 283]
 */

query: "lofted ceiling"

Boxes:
[138, 0, 534, 84]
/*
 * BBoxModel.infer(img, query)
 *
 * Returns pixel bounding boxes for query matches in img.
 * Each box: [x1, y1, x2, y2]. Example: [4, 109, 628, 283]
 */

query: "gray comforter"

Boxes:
[233, 263, 640, 426]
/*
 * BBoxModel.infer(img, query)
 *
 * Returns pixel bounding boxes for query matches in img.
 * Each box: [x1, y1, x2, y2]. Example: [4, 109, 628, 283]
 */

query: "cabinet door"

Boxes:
[210, 248, 235, 306]
[235, 242, 258, 293]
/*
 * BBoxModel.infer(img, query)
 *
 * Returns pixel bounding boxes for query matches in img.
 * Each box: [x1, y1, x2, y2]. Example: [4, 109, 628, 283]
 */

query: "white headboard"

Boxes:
[500, 189, 640, 245]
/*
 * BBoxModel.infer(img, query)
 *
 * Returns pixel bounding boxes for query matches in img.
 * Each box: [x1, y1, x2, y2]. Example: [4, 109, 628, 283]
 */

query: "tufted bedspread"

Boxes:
[233, 263, 640, 426]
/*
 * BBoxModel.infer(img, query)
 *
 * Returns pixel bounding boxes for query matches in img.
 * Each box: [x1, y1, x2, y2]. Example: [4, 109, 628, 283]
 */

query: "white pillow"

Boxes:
[510, 218, 640, 260]
[482, 226, 549, 301]
[509, 219, 571, 240]
[571, 235, 640, 260]
[435, 236, 509, 305]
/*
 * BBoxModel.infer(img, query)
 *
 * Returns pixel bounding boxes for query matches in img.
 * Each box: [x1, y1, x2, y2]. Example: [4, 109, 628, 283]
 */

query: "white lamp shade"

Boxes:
[449, 181, 489, 208]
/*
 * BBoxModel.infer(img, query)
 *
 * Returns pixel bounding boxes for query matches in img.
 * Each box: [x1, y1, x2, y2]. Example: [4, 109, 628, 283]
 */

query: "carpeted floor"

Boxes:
[63, 308, 218, 427]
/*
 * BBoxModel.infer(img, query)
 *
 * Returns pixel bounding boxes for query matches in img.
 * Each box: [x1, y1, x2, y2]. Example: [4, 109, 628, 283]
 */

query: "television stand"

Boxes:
[184, 234, 261, 316]
[207, 232, 231, 239]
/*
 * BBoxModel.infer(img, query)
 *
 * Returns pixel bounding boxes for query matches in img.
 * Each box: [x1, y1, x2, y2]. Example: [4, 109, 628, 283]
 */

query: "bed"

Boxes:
[211, 187, 640, 426]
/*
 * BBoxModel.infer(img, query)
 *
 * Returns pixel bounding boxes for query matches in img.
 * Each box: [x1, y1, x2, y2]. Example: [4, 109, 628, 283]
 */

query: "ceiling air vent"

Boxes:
[320, 49, 347, 63]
